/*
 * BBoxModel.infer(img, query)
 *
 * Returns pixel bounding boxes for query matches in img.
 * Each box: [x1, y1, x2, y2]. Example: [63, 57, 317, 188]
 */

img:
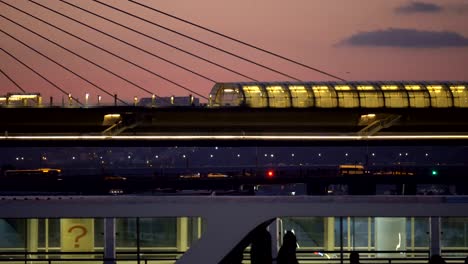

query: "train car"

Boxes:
[210, 82, 468, 108]
[3, 168, 62, 179]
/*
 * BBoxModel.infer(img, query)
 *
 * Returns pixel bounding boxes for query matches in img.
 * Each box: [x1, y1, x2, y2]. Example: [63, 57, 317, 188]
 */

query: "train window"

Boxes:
[339, 165, 365, 175]
[405, 85, 430, 107]
[214, 86, 242, 106]
[358, 85, 384, 108]
[313, 85, 337, 108]
[266, 85, 290, 108]
[242, 85, 267, 108]
[289, 85, 313, 108]
[450, 85, 468, 107]
[426, 85, 452, 107]
[335, 85, 359, 108]
[381, 85, 408, 108]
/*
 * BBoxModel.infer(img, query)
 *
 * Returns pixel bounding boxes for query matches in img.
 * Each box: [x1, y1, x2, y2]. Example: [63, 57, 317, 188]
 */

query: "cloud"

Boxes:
[341, 28, 468, 48]
[395, 1, 443, 14]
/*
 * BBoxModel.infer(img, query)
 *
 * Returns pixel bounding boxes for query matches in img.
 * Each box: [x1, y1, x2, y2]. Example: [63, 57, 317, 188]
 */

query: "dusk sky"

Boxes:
[1, 0, 468, 103]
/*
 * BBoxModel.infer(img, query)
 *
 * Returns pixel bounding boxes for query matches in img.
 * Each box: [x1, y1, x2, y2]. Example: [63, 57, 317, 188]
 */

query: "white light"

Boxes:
[264, 154, 267, 157]
[210, 154, 213, 158]
[128, 156, 131, 159]
[405, 153, 408, 156]
[291, 153, 295, 157]
[318, 153, 322, 157]
[16, 157, 19, 160]
[215, 146, 218, 150]
[270, 154, 274, 158]
[345, 153, 348, 156]
[72, 156, 75, 160]
[237, 154, 240, 157]
[21, 157, 24, 160]
[155, 155, 159, 159]
[372, 153, 375, 156]
[182, 155, 186, 158]
[425, 153, 429, 156]
[399, 153, 402, 156]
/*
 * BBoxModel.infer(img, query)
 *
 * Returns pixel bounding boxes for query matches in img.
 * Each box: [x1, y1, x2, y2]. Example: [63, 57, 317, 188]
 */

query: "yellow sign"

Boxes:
[60, 219, 94, 252]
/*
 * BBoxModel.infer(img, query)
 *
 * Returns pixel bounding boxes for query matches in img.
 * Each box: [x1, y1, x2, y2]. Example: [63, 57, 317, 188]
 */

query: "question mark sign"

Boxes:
[68, 225, 87, 248]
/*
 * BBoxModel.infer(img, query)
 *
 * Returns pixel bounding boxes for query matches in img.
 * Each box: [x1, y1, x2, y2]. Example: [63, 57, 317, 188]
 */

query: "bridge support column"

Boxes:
[429, 217, 441, 257]
[177, 217, 189, 252]
[104, 217, 116, 264]
[176, 213, 271, 264]
[324, 217, 335, 251]
[27, 219, 39, 259]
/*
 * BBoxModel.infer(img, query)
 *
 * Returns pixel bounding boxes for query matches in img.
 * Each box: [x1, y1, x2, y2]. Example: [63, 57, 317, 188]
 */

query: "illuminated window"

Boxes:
[405, 85, 421, 90]
[359, 86, 384, 108]
[242, 85, 267, 107]
[381, 85, 399, 90]
[406, 85, 430, 107]
[266, 85, 290, 108]
[426, 85, 452, 107]
[450, 85, 468, 107]
[313, 86, 337, 107]
[334, 85, 358, 108]
[289, 85, 312, 108]
[213, 85, 241, 106]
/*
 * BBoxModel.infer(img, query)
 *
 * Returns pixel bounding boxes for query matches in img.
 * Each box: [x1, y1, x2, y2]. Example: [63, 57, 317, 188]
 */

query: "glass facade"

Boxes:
[0, 217, 202, 263]
[210, 82, 468, 108]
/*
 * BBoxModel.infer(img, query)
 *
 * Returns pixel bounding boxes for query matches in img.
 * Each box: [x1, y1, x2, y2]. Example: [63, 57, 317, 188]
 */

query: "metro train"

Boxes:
[209, 82, 468, 108]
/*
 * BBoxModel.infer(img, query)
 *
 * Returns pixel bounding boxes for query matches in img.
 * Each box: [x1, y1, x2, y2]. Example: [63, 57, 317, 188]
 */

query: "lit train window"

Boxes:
[313, 86, 337, 108]
[266, 85, 290, 108]
[381, 85, 408, 108]
[358, 85, 384, 108]
[426, 85, 452, 107]
[242, 85, 267, 108]
[450, 86, 468, 107]
[405, 84, 430, 107]
[214, 85, 242, 106]
[334, 85, 358, 108]
[289, 85, 313, 108]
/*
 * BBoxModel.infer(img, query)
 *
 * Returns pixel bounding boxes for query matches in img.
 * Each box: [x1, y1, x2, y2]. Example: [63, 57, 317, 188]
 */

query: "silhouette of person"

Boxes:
[429, 254, 446, 264]
[350, 251, 360, 264]
[250, 228, 272, 264]
[277, 231, 298, 264]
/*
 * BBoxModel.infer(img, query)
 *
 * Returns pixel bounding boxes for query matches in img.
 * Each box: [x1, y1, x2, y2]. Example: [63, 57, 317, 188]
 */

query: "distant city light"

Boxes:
[182, 155, 186, 158]
[345, 153, 348, 156]
[210, 154, 213, 158]
[270, 154, 274, 158]
[425, 153, 429, 157]
[155, 155, 159, 159]
[318, 153, 322, 157]
[72, 156, 75, 160]
[128, 155, 131, 159]
[372, 153, 375, 156]
[237, 154, 240, 157]
[291, 153, 295, 157]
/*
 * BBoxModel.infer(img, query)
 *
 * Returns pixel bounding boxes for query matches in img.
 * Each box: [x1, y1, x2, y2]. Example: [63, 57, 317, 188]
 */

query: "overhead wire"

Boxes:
[0, 11, 161, 104]
[129, 0, 347, 82]
[0, 24, 129, 105]
[0, 48, 83, 105]
[60, 0, 258, 82]
[6, 0, 207, 100]
[28, 0, 217, 85]
[0, 68, 27, 93]
[92, 0, 302, 82]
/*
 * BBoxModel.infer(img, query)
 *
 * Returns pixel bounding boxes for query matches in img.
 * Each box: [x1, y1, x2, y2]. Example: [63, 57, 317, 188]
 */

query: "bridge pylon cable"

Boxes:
[60, 0, 258, 82]
[28, 1, 217, 85]
[0, 68, 27, 93]
[0, 48, 83, 106]
[93, 0, 302, 82]
[129, 0, 347, 82]
[0, 15, 157, 105]
[5, 1, 206, 100]
[0, 25, 129, 105]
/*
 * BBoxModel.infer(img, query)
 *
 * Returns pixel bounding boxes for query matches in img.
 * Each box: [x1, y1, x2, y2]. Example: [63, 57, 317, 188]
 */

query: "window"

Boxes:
[266, 85, 290, 108]
[335, 85, 359, 108]
[289, 85, 313, 108]
[426, 85, 452, 107]
[313, 86, 337, 107]
[358, 85, 384, 108]
[450, 85, 468, 107]
[242, 85, 267, 107]
[405, 85, 430, 108]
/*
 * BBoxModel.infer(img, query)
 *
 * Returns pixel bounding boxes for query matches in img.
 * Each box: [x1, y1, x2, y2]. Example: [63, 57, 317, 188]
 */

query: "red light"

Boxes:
[267, 170, 274, 178]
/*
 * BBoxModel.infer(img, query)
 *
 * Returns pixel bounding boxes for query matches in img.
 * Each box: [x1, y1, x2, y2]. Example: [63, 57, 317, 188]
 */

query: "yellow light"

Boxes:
[104, 114, 121, 118]
[8, 94, 39, 100]
[312, 86, 329, 91]
[266, 86, 284, 93]
[223, 88, 235, 93]
[335, 85, 351, 90]
[243, 86, 261, 93]
[357, 86, 374, 90]
[450, 86, 466, 93]
[289, 86, 307, 92]
[0, 97, 7, 101]
[427, 85, 443, 93]
[381, 85, 399, 90]
[405, 85, 421, 90]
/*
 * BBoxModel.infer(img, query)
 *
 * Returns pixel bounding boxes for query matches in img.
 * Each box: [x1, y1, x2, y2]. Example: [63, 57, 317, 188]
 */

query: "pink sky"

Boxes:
[1, 0, 468, 103]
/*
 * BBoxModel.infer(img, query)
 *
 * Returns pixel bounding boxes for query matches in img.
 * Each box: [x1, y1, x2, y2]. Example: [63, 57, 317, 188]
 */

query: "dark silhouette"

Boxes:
[250, 228, 272, 264]
[464, 256, 468, 264]
[429, 254, 446, 264]
[277, 231, 298, 264]
[350, 251, 360, 264]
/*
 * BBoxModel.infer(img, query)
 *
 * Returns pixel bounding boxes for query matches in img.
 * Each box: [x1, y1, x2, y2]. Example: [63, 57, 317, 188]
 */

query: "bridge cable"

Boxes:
[92, 0, 302, 82]
[60, 0, 258, 82]
[6, 1, 206, 100]
[0, 25, 129, 105]
[0, 48, 83, 106]
[0, 68, 27, 93]
[129, 0, 347, 82]
[28, 1, 217, 85]
[0, 15, 159, 105]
